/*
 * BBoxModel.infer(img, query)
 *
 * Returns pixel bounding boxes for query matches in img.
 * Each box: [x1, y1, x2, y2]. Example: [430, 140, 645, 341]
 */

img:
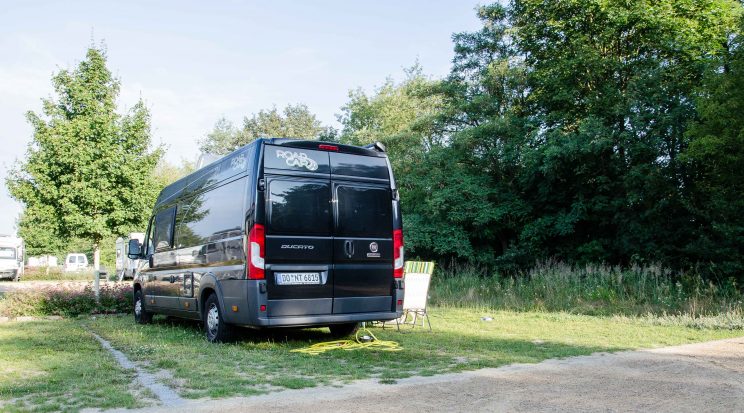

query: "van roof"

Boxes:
[266, 138, 387, 158]
[155, 138, 388, 207]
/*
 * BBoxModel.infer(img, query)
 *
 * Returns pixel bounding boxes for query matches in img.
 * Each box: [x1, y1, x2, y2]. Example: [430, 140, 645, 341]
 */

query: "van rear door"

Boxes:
[330, 152, 394, 314]
[263, 146, 334, 317]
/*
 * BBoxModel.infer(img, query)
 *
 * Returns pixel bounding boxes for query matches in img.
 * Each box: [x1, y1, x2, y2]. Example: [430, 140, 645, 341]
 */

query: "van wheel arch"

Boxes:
[199, 287, 219, 319]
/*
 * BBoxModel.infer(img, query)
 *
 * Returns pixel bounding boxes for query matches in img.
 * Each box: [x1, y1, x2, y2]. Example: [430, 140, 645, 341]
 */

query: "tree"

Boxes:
[509, 0, 742, 267]
[683, 14, 744, 275]
[6, 47, 162, 269]
[341, 1, 743, 276]
[199, 104, 324, 155]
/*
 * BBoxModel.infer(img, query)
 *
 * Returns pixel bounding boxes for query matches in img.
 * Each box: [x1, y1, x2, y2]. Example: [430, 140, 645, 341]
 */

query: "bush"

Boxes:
[0, 284, 133, 318]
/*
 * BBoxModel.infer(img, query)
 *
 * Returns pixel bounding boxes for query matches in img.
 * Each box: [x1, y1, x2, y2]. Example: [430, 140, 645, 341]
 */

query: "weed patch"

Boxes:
[0, 284, 133, 318]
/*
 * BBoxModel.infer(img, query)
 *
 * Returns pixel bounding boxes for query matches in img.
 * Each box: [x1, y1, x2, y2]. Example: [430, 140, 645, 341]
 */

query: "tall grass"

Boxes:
[430, 261, 742, 322]
[21, 267, 94, 281]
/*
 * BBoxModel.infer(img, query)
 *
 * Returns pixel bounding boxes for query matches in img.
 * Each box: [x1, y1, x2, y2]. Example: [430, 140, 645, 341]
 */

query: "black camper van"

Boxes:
[128, 139, 404, 342]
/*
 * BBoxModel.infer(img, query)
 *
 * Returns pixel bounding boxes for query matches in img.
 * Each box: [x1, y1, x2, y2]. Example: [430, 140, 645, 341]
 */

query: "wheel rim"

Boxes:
[207, 303, 219, 337]
[134, 297, 142, 317]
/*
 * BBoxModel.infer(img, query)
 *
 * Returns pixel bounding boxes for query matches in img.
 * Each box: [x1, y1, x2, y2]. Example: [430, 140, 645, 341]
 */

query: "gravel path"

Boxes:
[118, 336, 744, 413]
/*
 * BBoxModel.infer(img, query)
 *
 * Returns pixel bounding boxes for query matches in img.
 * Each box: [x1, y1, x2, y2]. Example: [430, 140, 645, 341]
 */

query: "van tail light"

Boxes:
[247, 224, 265, 280]
[393, 229, 404, 278]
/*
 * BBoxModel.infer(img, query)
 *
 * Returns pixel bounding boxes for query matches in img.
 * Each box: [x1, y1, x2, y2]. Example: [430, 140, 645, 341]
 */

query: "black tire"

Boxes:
[12, 271, 20, 282]
[133, 290, 152, 324]
[329, 322, 359, 338]
[203, 293, 233, 343]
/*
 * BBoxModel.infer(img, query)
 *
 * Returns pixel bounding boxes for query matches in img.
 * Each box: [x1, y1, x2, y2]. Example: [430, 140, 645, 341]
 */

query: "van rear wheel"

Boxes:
[204, 293, 233, 343]
[329, 322, 359, 338]
[134, 290, 152, 324]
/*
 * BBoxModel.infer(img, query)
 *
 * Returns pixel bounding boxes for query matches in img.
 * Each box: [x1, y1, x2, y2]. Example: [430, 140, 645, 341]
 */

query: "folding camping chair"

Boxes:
[384, 261, 435, 331]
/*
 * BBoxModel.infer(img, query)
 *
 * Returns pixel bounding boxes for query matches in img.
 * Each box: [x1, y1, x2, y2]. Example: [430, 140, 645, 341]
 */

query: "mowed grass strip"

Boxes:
[87, 308, 743, 400]
[0, 320, 142, 413]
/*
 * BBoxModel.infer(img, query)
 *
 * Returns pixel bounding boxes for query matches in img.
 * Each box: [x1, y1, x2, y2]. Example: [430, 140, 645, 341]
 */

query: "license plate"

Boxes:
[275, 272, 321, 285]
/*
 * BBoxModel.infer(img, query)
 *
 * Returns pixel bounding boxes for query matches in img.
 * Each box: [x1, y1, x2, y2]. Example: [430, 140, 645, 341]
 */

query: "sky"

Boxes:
[0, 0, 483, 236]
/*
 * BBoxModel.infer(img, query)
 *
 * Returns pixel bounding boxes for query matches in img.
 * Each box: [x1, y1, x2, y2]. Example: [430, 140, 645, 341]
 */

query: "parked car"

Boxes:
[64, 253, 89, 272]
[0, 236, 24, 281]
[129, 138, 404, 342]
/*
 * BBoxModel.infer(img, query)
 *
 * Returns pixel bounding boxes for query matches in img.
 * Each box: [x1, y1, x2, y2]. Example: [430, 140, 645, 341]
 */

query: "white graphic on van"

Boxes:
[367, 242, 381, 258]
[276, 150, 318, 171]
[229, 154, 247, 171]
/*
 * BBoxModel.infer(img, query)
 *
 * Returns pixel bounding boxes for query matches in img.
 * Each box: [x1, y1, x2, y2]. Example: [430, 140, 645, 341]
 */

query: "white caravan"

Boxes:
[0, 236, 24, 281]
[116, 233, 144, 281]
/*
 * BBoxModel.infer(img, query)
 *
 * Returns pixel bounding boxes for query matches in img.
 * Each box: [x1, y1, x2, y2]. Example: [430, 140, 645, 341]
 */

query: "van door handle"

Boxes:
[344, 240, 354, 258]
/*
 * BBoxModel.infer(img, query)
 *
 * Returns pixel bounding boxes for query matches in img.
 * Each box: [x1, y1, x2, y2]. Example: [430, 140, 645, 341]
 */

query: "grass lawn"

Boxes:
[85, 307, 743, 400]
[0, 320, 144, 412]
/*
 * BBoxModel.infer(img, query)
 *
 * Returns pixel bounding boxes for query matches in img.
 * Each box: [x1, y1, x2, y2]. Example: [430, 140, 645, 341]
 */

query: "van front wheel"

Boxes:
[329, 322, 359, 338]
[204, 294, 233, 343]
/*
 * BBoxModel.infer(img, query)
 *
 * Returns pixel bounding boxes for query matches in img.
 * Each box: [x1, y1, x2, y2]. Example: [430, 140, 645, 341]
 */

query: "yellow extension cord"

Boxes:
[291, 326, 402, 356]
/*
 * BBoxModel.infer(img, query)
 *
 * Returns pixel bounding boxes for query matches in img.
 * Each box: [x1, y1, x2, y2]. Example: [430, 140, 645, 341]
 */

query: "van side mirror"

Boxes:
[127, 239, 142, 259]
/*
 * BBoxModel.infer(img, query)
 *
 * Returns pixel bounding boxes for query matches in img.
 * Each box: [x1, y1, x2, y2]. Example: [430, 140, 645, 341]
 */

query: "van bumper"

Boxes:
[218, 279, 404, 328]
[251, 311, 401, 327]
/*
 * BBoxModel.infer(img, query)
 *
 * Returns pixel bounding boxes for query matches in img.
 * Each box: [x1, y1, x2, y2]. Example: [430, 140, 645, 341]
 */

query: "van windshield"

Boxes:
[0, 247, 15, 260]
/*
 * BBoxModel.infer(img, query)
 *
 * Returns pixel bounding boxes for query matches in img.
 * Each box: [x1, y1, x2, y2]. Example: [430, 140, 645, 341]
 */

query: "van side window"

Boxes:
[178, 178, 246, 247]
[268, 180, 331, 235]
[152, 207, 176, 252]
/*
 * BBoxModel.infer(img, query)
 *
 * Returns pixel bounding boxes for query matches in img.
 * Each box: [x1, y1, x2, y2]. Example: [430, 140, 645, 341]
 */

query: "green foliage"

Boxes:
[0, 284, 133, 318]
[6, 47, 162, 264]
[683, 15, 744, 276]
[199, 103, 325, 154]
[339, 1, 744, 280]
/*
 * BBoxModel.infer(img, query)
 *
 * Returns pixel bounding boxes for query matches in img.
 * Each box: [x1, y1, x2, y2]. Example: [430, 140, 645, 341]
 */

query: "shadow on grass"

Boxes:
[152, 315, 337, 343]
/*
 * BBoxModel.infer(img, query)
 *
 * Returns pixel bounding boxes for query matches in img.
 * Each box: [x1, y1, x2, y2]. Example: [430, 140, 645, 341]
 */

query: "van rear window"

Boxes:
[336, 186, 392, 238]
[0, 247, 15, 259]
[268, 180, 331, 235]
[330, 152, 389, 180]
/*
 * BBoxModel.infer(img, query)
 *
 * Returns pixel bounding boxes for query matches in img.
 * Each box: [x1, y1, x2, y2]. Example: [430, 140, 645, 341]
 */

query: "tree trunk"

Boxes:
[93, 243, 101, 271]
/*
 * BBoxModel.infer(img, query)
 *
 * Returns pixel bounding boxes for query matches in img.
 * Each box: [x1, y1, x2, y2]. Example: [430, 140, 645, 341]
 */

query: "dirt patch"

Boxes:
[115, 336, 744, 413]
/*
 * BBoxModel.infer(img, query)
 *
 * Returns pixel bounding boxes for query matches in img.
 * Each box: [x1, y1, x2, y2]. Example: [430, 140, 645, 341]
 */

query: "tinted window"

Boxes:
[0, 247, 16, 259]
[217, 149, 250, 182]
[186, 163, 220, 194]
[152, 207, 176, 251]
[330, 153, 389, 180]
[268, 180, 331, 235]
[178, 178, 246, 247]
[336, 186, 391, 237]
[264, 145, 330, 174]
[67, 255, 75, 263]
